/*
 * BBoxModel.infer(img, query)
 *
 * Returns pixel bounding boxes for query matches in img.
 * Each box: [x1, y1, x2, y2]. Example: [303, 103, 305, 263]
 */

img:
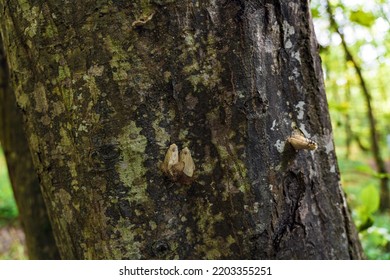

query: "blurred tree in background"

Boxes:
[312, 0, 390, 259]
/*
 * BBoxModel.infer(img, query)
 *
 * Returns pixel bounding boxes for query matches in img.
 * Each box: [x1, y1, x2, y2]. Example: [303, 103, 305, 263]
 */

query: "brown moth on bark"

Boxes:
[287, 130, 318, 151]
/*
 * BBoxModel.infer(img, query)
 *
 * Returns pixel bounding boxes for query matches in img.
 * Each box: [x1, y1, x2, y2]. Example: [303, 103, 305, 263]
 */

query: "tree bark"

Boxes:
[0, 37, 59, 259]
[0, 0, 363, 259]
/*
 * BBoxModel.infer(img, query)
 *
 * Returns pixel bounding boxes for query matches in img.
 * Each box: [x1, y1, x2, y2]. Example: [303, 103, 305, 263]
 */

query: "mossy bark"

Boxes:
[0, 0, 363, 259]
[0, 36, 59, 259]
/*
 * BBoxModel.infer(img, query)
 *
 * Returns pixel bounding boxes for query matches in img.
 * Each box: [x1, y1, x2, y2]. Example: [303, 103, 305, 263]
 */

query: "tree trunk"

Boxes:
[0, 0, 363, 259]
[0, 37, 59, 259]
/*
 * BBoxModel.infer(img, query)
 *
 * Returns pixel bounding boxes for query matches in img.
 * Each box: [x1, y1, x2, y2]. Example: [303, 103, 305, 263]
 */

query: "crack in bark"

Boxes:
[272, 171, 306, 256]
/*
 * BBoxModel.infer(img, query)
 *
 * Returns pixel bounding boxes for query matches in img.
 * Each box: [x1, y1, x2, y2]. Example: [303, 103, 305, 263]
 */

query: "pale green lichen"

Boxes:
[77, 123, 88, 133]
[274, 139, 285, 153]
[219, 151, 249, 196]
[178, 128, 189, 143]
[104, 35, 154, 94]
[56, 189, 73, 221]
[87, 64, 105, 77]
[44, 22, 58, 38]
[79, 72, 102, 132]
[19, 2, 41, 38]
[58, 65, 71, 80]
[51, 62, 74, 111]
[103, 35, 131, 85]
[195, 210, 237, 259]
[136, 0, 156, 16]
[116, 121, 149, 204]
[83, 72, 101, 103]
[58, 127, 79, 190]
[29, 133, 39, 153]
[206, 109, 250, 198]
[183, 61, 200, 74]
[179, 31, 222, 91]
[112, 218, 143, 259]
[18, 0, 31, 13]
[151, 116, 171, 147]
[149, 221, 157, 231]
[33, 82, 48, 113]
[163, 71, 171, 82]
[201, 160, 216, 176]
[59, 126, 72, 147]
[52, 101, 65, 117]
[16, 92, 30, 110]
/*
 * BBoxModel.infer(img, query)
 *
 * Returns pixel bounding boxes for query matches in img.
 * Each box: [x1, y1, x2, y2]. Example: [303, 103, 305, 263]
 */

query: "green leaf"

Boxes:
[355, 164, 373, 174]
[349, 10, 376, 27]
[375, 172, 390, 179]
[359, 184, 380, 215]
[329, 101, 350, 113]
[311, 8, 320, 19]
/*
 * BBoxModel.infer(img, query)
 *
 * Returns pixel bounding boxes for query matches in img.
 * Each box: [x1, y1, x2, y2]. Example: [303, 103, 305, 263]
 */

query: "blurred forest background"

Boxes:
[0, 0, 389, 259]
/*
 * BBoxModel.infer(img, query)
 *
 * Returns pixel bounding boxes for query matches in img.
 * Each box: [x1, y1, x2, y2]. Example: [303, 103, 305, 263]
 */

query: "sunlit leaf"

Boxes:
[334, 101, 350, 113]
[359, 184, 380, 215]
[349, 10, 376, 27]
[355, 164, 374, 174]
[311, 8, 320, 19]
[376, 173, 390, 179]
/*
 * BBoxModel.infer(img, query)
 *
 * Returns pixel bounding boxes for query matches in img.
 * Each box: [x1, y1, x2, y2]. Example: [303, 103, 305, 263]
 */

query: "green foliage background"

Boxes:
[312, 0, 390, 259]
[0, 147, 18, 225]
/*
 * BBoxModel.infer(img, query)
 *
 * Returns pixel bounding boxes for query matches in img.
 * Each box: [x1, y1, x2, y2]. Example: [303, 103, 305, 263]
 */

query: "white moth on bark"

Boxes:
[180, 147, 195, 177]
[161, 144, 195, 184]
[161, 144, 179, 176]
